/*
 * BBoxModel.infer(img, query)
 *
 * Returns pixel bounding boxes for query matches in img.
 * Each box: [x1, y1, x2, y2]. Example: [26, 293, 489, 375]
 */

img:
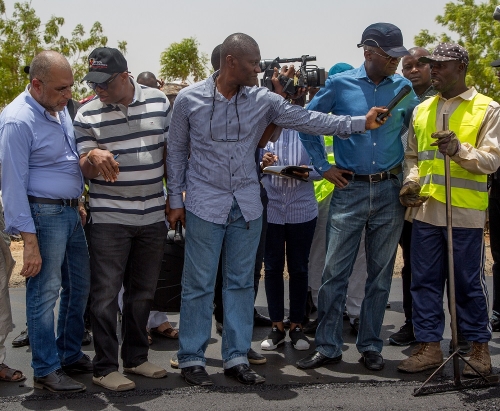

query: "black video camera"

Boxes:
[260, 55, 326, 96]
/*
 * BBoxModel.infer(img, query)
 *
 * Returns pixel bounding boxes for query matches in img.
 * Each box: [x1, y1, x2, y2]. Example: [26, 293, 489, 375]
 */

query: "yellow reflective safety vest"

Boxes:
[313, 135, 335, 202]
[414, 94, 491, 210]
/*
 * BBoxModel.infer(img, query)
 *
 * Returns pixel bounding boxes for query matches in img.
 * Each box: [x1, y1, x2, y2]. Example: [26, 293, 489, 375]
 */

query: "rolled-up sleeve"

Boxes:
[0, 121, 35, 234]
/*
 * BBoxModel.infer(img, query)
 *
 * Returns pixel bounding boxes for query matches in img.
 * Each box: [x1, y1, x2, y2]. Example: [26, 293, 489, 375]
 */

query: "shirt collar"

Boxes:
[437, 87, 477, 102]
[23, 84, 66, 121]
[354, 63, 395, 84]
[202, 71, 249, 100]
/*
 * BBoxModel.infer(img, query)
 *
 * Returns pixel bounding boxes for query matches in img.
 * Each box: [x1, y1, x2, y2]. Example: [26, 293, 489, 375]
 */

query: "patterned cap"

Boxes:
[419, 43, 469, 66]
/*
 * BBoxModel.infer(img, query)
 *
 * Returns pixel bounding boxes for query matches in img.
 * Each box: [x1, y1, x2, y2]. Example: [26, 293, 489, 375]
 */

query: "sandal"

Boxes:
[151, 326, 179, 339]
[0, 363, 26, 383]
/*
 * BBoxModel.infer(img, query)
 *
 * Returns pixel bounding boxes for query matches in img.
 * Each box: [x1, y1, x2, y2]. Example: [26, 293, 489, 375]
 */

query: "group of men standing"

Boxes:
[0, 20, 498, 392]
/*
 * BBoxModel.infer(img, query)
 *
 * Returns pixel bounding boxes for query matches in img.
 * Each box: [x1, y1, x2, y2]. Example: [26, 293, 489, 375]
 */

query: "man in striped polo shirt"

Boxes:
[74, 48, 171, 392]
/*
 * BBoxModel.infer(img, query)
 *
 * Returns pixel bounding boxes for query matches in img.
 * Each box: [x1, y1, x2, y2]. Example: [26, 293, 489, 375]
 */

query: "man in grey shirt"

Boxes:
[167, 32, 387, 387]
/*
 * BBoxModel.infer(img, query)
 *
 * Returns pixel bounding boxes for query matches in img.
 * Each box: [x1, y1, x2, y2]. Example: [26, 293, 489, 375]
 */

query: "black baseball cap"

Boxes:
[491, 58, 500, 67]
[82, 47, 128, 83]
[357, 23, 409, 58]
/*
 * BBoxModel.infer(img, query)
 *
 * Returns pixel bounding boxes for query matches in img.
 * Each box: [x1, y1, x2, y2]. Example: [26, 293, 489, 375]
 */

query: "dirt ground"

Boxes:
[8, 234, 494, 288]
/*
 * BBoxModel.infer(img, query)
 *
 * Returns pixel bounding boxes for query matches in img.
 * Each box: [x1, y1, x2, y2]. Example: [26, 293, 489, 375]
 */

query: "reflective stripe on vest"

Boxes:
[314, 135, 335, 202]
[414, 93, 491, 210]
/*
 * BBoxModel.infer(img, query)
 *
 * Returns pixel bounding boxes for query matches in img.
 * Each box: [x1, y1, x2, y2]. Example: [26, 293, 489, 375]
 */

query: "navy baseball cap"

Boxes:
[357, 23, 409, 58]
[82, 47, 128, 83]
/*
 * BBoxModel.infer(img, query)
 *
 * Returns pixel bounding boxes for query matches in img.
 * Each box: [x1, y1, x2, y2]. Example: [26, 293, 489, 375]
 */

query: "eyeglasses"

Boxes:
[86, 73, 120, 91]
[361, 39, 402, 61]
[36, 79, 72, 95]
[210, 78, 240, 142]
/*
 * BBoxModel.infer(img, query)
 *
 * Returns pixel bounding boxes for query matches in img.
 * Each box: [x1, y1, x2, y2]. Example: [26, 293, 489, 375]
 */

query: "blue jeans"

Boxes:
[264, 218, 317, 323]
[315, 175, 404, 357]
[27, 203, 90, 377]
[178, 200, 262, 369]
[411, 220, 490, 343]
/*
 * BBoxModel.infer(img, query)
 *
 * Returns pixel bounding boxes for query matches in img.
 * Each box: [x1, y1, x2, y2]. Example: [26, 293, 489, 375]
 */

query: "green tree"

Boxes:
[0, 0, 127, 107]
[159, 37, 208, 83]
[414, 0, 500, 101]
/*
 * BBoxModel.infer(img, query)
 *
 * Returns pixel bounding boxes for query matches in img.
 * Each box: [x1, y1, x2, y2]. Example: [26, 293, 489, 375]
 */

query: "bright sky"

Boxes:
[4, 0, 455, 81]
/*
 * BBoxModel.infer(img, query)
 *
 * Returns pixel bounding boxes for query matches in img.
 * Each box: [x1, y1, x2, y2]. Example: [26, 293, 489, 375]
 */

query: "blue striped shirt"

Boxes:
[262, 129, 320, 224]
[167, 72, 367, 224]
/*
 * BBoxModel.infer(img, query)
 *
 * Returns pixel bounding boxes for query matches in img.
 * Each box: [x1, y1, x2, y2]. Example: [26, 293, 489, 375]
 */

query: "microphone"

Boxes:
[376, 84, 412, 122]
[173, 220, 184, 245]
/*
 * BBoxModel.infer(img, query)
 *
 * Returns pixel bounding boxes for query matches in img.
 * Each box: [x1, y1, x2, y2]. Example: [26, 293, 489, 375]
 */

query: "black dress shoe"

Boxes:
[361, 351, 384, 371]
[303, 319, 318, 335]
[491, 316, 500, 332]
[350, 318, 360, 335]
[12, 328, 29, 347]
[296, 350, 342, 369]
[254, 311, 272, 327]
[81, 329, 92, 346]
[33, 369, 86, 392]
[224, 363, 265, 385]
[62, 354, 93, 374]
[181, 366, 213, 386]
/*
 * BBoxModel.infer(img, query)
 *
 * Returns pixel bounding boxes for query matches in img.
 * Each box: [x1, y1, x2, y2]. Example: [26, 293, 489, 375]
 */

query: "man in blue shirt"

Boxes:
[0, 51, 91, 392]
[167, 32, 387, 387]
[297, 23, 419, 371]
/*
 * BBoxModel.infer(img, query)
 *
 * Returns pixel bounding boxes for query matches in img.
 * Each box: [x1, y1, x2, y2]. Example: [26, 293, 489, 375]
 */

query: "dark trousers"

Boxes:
[214, 194, 268, 323]
[264, 218, 317, 324]
[399, 220, 413, 323]
[490, 196, 500, 317]
[90, 222, 167, 376]
[411, 220, 490, 342]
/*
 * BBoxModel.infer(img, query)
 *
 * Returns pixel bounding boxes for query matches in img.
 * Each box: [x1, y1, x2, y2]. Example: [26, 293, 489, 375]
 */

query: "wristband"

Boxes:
[86, 150, 95, 166]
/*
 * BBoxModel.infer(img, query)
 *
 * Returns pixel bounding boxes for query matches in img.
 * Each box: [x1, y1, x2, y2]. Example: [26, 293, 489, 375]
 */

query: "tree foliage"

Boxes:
[159, 37, 208, 83]
[415, 0, 500, 101]
[0, 0, 127, 108]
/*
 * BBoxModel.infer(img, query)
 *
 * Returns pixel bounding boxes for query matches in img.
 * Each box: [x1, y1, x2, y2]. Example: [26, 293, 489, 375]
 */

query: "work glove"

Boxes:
[399, 181, 429, 207]
[430, 130, 461, 157]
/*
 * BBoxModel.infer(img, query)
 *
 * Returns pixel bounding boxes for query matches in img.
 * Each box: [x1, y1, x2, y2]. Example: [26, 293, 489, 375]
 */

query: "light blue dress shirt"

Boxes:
[0, 86, 84, 234]
[300, 64, 419, 175]
[167, 72, 367, 224]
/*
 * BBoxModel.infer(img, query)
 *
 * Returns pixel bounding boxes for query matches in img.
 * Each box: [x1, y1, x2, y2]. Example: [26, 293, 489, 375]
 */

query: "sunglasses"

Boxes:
[86, 73, 120, 91]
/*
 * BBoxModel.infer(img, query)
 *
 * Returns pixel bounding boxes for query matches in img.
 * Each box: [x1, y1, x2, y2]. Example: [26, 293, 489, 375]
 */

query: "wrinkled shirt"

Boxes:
[299, 64, 419, 175]
[0, 86, 83, 234]
[167, 72, 366, 224]
[262, 129, 320, 224]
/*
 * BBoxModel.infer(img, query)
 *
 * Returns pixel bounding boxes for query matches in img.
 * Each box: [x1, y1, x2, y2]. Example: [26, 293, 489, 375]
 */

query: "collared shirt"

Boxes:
[262, 129, 321, 224]
[404, 87, 500, 228]
[299, 64, 419, 175]
[167, 72, 367, 224]
[0, 86, 84, 235]
[74, 78, 171, 226]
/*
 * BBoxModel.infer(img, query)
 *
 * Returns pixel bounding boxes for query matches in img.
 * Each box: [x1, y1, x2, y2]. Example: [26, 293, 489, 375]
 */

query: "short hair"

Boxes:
[29, 50, 69, 82]
[220, 33, 259, 66]
[211, 44, 222, 71]
[136, 71, 158, 88]
[408, 47, 430, 57]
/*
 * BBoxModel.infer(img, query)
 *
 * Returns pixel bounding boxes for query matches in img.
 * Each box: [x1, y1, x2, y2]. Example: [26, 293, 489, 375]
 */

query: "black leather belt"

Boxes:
[28, 196, 80, 207]
[343, 165, 402, 183]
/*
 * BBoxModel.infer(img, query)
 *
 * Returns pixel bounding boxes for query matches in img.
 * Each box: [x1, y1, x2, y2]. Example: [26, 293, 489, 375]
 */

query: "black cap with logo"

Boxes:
[82, 47, 128, 83]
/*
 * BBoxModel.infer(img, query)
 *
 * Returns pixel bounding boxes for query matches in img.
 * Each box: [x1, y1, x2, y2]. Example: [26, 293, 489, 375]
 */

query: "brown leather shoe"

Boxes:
[463, 342, 492, 377]
[397, 342, 443, 373]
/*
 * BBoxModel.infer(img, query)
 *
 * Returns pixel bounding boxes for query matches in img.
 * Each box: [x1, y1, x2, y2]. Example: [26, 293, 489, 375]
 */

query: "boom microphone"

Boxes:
[376, 84, 412, 122]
